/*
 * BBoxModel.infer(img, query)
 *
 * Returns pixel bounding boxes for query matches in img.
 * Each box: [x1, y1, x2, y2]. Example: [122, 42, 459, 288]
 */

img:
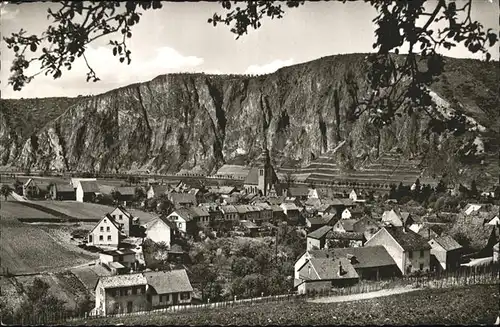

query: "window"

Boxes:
[408, 251, 413, 259]
[419, 263, 424, 271]
[137, 287, 143, 294]
[107, 235, 111, 241]
[99, 235, 103, 241]
[420, 250, 424, 258]
[119, 215, 123, 220]
[127, 288, 132, 296]
[132, 288, 137, 295]
[106, 226, 110, 232]
[100, 226, 104, 232]
[259, 169, 264, 176]
[180, 292, 190, 300]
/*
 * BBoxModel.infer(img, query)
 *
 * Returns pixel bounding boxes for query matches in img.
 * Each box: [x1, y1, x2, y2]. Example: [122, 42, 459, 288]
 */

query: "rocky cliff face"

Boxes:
[1, 54, 498, 178]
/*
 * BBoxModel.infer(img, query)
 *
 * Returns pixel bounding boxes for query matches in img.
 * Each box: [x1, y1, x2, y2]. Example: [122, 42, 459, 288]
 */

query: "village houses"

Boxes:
[93, 269, 193, 316]
[87, 214, 123, 249]
[365, 226, 431, 275]
[428, 235, 463, 272]
[145, 217, 174, 247]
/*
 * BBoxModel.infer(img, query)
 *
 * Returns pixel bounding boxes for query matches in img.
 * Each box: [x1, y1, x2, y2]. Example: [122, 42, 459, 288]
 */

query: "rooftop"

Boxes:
[307, 225, 333, 240]
[144, 269, 193, 294]
[432, 235, 462, 251]
[80, 180, 100, 193]
[301, 257, 359, 280]
[98, 273, 147, 289]
[384, 227, 432, 251]
[309, 246, 397, 269]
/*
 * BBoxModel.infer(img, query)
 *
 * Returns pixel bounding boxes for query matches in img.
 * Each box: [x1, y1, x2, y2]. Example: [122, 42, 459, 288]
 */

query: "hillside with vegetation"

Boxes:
[1, 54, 498, 187]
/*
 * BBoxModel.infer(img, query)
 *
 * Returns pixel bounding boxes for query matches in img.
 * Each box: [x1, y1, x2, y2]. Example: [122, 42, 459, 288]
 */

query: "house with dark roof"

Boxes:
[115, 187, 136, 205]
[307, 225, 333, 251]
[76, 180, 100, 202]
[428, 235, 463, 272]
[166, 208, 197, 236]
[146, 185, 170, 199]
[365, 226, 432, 275]
[49, 183, 76, 200]
[168, 193, 197, 208]
[87, 214, 123, 249]
[240, 220, 259, 237]
[295, 253, 359, 294]
[94, 269, 193, 316]
[280, 202, 300, 223]
[295, 247, 400, 284]
[287, 186, 309, 200]
[219, 205, 239, 222]
[326, 230, 365, 248]
[332, 219, 357, 233]
[143, 269, 193, 308]
[306, 216, 329, 232]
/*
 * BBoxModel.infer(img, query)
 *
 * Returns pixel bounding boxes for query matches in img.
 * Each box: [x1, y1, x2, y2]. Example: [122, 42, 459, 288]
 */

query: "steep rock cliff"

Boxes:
[1, 53, 498, 178]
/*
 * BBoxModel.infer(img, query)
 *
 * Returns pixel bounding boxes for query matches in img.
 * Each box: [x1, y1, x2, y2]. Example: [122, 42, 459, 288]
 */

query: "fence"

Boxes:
[6, 263, 499, 325]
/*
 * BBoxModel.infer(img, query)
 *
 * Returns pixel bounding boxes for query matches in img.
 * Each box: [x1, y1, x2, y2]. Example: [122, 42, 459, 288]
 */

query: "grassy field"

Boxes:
[71, 264, 113, 292]
[0, 201, 58, 220]
[72, 284, 499, 325]
[0, 219, 97, 275]
[1, 199, 158, 223]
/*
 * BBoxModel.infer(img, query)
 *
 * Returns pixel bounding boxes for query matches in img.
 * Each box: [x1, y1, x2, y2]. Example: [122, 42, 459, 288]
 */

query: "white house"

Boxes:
[308, 188, 319, 199]
[365, 226, 431, 275]
[76, 180, 100, 202]
[464, 203, 482, 216]
[109, 206, 138, 237]
[349, 190, 358, 201]
[145, 217, 172, 247]
[87, 214, 122, 249]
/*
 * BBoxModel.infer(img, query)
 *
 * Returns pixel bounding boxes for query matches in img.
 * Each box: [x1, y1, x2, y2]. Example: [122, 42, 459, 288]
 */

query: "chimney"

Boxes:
[338, 261, 346, 276]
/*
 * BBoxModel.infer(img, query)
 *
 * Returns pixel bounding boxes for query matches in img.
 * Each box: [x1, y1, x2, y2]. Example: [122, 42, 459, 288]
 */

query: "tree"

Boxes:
[156, 194, 174, 217]
[470, 179, 479, 199]
[435, 179, 447, 194]
[1, 185, 12, 201]
[4, 1, 497, 130]
[134, 187, 146, 202]
[13, 179, 23, 195]
[110, 190, 121, 204]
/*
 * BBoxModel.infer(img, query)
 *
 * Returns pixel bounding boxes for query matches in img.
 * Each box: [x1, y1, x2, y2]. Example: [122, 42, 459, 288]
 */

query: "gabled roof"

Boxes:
[383, 227, 432, 251]
[270, 205, 283, 212]
[254, 202, 272, 210]
[288, 186, 309, 197]
[149, 185, 170, 195]
[219, 205, 238, 214]
[307, 216, 328, 226]
[144, 269, 193, 294]
[169, 193, 196, 205]
[89, 214, 121, 234]
[146, 216, 174, 231]
[432, 235, 462, 251]
[112, 206, 134, 219]
[79, 181, 100, 193]
[307, 225, 333, 240]
[327, 230, 365, 240]
[55, 184, 75, 193]
[300, 257, 359, 280]
[170, 208, 197, 222]
[281, 203, 299, 211]
[267, 196, 286, 205]
[189, 206, 210, 217]
[309, 246, 397, 269]
[97, 273, 147, 289]
[115, 187, 135, 196]
[335, 219, 358, 232]
[305, 198, 322, 207]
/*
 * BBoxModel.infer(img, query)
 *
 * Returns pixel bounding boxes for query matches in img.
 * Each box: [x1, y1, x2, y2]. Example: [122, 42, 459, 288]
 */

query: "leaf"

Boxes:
[119, 57, 124, 63]
[30, 43, 37, 52]
[487, 33, 498, 47]
[113, 47, 117, 56]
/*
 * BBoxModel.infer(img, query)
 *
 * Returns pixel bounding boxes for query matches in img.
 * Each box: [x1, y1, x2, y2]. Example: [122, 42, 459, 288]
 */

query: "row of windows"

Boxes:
[100, 226, 111, 232]
[109, 286, 144, 297]
[99, 235, 113, 241]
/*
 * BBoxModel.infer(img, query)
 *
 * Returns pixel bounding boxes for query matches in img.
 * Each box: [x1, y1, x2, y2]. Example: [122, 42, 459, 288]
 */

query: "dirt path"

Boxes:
[308, 286, 418, 303]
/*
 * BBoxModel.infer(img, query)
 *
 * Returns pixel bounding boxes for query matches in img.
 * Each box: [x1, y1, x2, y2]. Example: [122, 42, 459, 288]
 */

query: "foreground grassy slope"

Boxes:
[74, 284, 499, 325]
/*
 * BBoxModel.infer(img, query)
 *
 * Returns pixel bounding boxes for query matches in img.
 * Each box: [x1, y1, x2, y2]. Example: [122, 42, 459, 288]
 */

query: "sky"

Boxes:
[0, 0, 498, 99]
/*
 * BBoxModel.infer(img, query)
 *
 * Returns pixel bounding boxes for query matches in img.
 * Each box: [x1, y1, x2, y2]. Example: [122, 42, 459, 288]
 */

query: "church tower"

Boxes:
[257, 148, 275, 196]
